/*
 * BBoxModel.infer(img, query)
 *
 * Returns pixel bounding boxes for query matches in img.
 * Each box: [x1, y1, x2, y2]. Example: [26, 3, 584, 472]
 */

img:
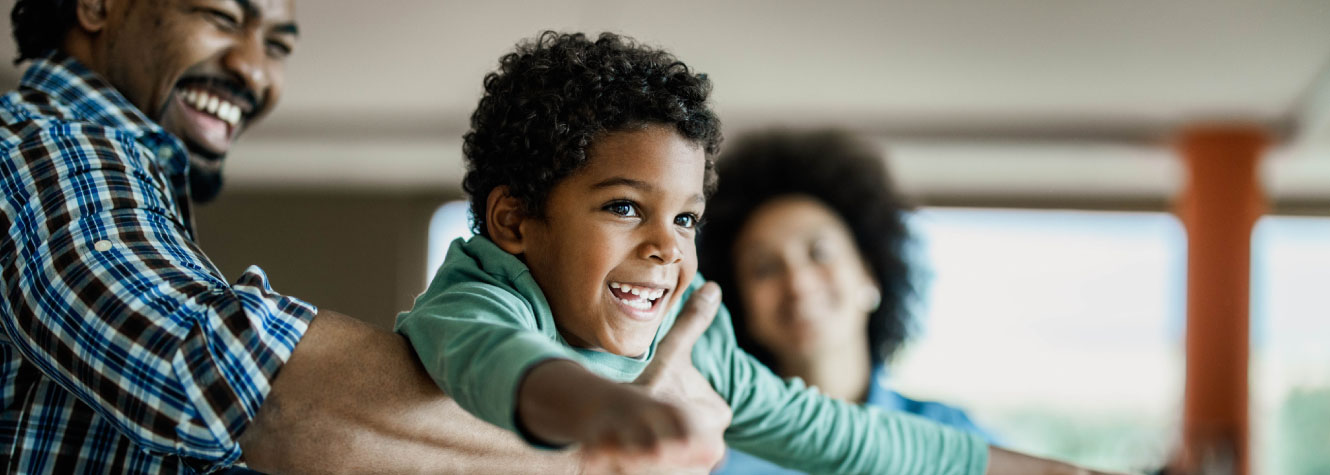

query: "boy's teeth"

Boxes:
[610, 282, 666, 302]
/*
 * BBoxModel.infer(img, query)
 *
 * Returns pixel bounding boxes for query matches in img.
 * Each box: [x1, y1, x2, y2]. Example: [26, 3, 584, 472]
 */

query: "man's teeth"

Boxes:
[182, 89, 242, 127]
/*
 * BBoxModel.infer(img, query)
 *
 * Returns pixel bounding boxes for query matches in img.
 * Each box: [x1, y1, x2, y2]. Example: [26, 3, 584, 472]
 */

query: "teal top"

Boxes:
[396, 236, 988, 474]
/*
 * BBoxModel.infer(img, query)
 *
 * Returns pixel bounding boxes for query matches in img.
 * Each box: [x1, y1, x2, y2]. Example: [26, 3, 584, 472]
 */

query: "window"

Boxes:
[892, 208, 1186, 472]
[1251, 216, 1330, 475]
[426, 201, 473, 284]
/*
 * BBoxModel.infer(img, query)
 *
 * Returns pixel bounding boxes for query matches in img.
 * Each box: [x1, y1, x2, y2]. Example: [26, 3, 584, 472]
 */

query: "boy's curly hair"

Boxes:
[463, 31, 723, 236]
[698, 129, 916, 366]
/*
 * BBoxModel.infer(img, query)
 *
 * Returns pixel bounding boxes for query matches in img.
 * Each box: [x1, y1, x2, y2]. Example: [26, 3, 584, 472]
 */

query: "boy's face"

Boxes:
[520, 125, 707, 357]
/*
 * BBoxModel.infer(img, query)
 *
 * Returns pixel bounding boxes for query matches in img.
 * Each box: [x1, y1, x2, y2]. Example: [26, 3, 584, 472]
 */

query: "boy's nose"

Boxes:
[642, 226, 683, 264]
[646, 240, 682, 264]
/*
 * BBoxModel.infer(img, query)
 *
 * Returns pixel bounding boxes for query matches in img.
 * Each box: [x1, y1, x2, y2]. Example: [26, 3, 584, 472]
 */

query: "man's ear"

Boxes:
[74, 0, 116, 34]
[486, 186, 528, 255]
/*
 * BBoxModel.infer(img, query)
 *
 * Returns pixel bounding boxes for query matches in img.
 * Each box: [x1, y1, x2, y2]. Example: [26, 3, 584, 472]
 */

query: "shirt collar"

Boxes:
[20, 55, 191, 178]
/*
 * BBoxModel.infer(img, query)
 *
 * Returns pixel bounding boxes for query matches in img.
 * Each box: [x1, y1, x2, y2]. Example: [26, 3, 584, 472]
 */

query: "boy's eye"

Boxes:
[674, 213, 700, 229]
[604, 201, 639, 217]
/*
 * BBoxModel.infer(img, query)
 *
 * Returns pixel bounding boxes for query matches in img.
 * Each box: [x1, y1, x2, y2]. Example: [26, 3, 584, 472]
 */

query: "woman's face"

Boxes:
[731, 195, 877, 360]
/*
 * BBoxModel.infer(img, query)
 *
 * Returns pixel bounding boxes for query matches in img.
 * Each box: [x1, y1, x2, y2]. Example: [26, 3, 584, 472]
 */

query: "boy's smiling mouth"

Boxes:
[608, 281, 670, 320]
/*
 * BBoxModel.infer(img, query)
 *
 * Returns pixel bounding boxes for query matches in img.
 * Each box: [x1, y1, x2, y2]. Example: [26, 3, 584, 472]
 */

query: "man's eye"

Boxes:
[605, 202, 638, 217]
[266, 40, 293, 58]
[205, 9, 240, 30]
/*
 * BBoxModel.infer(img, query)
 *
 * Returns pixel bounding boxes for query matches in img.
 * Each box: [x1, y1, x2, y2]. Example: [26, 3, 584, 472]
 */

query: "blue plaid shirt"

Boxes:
[0, 57, 316, 473]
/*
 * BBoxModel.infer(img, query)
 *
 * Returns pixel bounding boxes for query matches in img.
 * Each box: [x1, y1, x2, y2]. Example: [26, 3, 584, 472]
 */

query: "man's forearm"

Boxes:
[238, 310, 582, 474]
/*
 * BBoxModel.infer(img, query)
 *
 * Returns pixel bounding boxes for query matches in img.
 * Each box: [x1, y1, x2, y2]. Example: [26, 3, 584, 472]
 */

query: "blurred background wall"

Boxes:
[3, 1, 1328, 473]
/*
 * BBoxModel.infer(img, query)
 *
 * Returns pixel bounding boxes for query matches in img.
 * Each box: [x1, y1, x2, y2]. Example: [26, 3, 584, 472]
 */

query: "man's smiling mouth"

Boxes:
[165, 77, 261, 156]
[179, 87, 243, 126]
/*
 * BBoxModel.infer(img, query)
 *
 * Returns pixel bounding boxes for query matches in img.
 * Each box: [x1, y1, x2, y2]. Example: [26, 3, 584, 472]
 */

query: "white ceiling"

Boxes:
[3, 0, 1329, 205]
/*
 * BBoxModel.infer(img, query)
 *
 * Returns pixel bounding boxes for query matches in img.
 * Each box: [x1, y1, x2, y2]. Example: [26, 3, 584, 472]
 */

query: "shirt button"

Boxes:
[94, 240, 113, 252]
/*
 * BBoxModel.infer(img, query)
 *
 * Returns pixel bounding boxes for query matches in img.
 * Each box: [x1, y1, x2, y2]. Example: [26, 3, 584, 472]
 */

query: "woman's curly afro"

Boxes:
[698, 129, 916, 367]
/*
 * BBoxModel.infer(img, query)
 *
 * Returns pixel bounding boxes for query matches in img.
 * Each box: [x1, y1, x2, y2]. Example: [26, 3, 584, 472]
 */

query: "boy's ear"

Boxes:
[485, 186, 528, 255]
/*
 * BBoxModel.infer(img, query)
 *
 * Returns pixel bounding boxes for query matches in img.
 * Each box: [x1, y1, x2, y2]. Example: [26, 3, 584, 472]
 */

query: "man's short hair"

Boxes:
[10, 0, 78, 64]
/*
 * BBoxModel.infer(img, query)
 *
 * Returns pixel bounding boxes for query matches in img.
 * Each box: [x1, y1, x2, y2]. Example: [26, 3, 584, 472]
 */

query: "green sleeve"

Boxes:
[395, 281, 574, 439]
[688, 283, 988, 474]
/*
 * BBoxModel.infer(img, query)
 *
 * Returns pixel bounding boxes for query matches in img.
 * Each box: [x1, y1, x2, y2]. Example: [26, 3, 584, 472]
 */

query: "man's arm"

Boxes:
[0, 130, 581, 472]
[239, 309, 584, 474]
[0, 130, 320, 469]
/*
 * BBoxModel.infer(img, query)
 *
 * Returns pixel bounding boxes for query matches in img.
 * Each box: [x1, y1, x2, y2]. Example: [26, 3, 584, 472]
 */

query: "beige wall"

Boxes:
[194, 189, 457, 330]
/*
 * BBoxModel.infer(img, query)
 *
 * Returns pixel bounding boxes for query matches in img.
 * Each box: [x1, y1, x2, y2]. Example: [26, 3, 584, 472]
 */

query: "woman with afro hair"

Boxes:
[700, 129, 995, 474]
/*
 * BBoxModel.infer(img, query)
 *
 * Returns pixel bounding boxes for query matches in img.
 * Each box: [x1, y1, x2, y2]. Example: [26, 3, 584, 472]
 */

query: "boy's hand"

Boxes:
[576, 383, 699, 472]
[582, 282, 732, 472]
[635, 283, 731, 466]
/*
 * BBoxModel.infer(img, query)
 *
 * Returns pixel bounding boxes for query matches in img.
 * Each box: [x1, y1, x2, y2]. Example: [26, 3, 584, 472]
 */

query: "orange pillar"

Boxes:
[1172, 125, 1267, 475]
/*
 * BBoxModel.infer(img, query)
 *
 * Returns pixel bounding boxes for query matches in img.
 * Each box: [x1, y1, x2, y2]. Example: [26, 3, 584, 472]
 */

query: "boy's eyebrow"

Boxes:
[590, 177, 705, 203]
[591, 177, 653, 192]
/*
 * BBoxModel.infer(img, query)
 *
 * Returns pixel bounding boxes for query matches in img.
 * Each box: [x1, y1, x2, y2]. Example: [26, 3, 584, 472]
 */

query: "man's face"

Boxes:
[96, 0, 298, 201]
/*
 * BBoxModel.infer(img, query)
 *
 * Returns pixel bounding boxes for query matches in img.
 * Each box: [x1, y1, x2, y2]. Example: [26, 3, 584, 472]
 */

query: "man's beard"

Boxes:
[188, 156, 225, 203]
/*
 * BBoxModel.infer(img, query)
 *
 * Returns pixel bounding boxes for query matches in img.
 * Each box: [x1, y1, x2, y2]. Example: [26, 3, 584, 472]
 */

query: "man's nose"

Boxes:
[223, 34, 269, 104]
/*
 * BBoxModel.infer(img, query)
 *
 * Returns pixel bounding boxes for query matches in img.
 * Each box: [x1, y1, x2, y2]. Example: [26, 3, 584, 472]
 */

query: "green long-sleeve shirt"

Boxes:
[395, 236, 987, 474]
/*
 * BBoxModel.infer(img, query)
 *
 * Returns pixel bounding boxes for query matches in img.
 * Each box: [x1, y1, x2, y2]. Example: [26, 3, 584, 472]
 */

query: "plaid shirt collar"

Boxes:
[21, 55, 192, 183]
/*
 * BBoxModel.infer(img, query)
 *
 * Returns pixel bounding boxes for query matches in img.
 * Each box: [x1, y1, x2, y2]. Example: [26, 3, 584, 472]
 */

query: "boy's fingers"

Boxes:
[651, 282, 721, 364]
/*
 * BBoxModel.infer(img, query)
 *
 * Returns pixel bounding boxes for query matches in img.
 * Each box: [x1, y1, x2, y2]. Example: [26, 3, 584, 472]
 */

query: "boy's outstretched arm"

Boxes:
[516, 283, 732, 472]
